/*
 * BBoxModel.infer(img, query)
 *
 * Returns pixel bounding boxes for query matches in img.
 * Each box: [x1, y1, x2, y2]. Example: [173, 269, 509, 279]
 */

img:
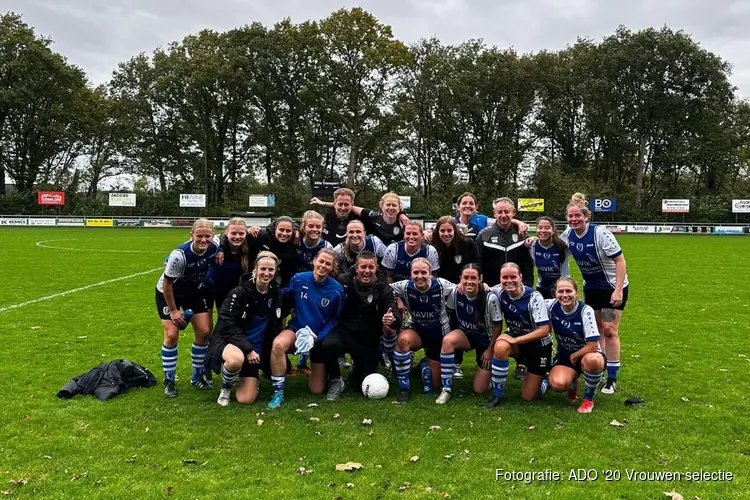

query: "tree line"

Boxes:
[1, 8, 749, 221]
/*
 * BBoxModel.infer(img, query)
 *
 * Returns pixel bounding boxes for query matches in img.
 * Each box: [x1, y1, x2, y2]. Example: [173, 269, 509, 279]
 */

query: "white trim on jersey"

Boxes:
[529, 291, 550, 325]
[561, 225, 628, 289]
[371, 236, 387, 259]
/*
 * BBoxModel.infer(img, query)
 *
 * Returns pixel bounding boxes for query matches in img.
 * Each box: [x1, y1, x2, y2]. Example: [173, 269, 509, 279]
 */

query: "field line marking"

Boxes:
[36, 239, 163, 254]
[0, 268, 162, 313]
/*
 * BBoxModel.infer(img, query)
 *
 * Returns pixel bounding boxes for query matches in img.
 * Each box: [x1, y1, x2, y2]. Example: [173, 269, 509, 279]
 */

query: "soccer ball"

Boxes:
[361, 373, 389, 399]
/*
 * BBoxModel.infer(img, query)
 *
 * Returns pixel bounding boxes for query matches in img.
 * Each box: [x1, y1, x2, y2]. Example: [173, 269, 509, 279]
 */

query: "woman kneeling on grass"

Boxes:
[206, 251, 283, 406]
[545, 277, 605, 413]
[268, 248, 345, 409]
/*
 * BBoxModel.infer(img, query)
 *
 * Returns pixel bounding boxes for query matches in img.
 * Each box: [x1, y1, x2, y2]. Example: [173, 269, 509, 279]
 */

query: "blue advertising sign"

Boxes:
[593, 199, 616, 212]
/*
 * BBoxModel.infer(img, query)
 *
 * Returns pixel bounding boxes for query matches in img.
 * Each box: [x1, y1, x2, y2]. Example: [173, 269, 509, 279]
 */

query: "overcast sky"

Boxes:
[4, 0, 750, 96]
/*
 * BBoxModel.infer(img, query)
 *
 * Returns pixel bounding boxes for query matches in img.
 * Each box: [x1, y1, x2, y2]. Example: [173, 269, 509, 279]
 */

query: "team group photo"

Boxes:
[2, 2, 749, 498]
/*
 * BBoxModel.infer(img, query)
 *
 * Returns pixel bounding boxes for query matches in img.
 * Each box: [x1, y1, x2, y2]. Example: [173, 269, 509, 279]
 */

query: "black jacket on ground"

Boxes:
[206, 275, 284, 374]
[335, 273, 402, 346]
[57, 359, 157, 401]
[475, 225, 534, 287]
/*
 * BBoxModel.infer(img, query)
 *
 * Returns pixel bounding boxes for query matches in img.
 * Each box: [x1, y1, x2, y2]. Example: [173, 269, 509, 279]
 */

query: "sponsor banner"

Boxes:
[172, 219, 193, 227]
[37, 191, 65, 206]
[662, 199, 690, 213]
[57, 217, 84, 227]
[312, 180, 342, 198]
[605, 225, 627, 233]
[209, 219, 230, 229]
[626, 225, 656, 233]
[399, 196, 411, 211]
[656, 226, 674, 233]
[732, 199, 750, 213]
[115, 219, 141, 227]
[109, 193, 137, 207]
[248, 194, 276, 208]
[686, 226, 712, 234]
[714, 226, 745, 235]
[180, 193, 206, 208]
[0, 218, 28, 226]
[142, 219, 172, 228]
[593, 199, 616, 212]
[517, 198, 544, 212]
[28, 218, 56, 226]
[85, 218, 113, 227]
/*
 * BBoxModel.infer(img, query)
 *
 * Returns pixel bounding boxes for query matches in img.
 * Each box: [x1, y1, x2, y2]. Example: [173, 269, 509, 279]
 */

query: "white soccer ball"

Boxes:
[361, 373, 389, 399]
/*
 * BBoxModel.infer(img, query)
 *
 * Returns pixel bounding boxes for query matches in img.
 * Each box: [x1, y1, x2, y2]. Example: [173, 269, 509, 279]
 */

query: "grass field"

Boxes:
[1, 228, 749, 499]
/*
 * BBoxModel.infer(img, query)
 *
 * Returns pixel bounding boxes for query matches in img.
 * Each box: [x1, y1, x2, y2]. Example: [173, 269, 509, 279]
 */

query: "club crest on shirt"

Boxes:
[367, 294, 373, 303]
[491, 237, 498, 243]
[321, 298, 330, 307]
[393, 227, 400, 235]
[268, 298, 273, 308]
[276, 308, 281, 318]
[576, 243, 584, 252]
[543, 252, 550, 260]
[419, 295, 429, 303]
[466, 305, 474, 314]
[454, 255, 462, 264]
[512, 234, 518, 242]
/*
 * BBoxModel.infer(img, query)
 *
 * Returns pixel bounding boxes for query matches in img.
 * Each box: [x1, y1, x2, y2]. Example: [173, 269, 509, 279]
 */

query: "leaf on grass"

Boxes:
[77, 336, 87, 339]
[361, 418, 372, 426]
[125, 456, 136, 464]
[375, 464, 383, 469]
[719, 369, 728, 372]
[314, 431, 322, 436]
[165, 486, 173, 496]
[257, 419, 264, 426]
[295, 409, 303, 412]
[738, 354, 746, 358]
[30, 326, 41, 330]
[398, 482, 411, 492]
[529, 457, 535, 463]
[346, 483, 354, 488]
[468, 421, 473, 428]
[444, 454, 453, 460]
[309, 417, 320, 423]
[296, 457, 304, 462]
[1, 491, 11, 496]
[333, 413, 340, 420]
[307, 403, 319, 408]
[440, 493, 450, 498]
[181, 459, 197, 465]
[429, 425, 441, 431]
[528, 426, 535, 431]
[610, 419, 625, 427]
[663, 491, 684, 500]
[296, 467, 312, 476]
[497, 417, 502, 422]
[335, 462, 363, 472]
[681, 397, 689, 402]
[43, 455, 52, 460]
[631, 354, 640, 358]
[8, 479, 27, 486]
[463, 449, 469, 454]
[70, 472, 87, 481]
[145, 427, 149, 433]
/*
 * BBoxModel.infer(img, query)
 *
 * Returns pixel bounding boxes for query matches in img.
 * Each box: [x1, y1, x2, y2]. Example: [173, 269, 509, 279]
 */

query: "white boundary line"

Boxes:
[0, 268, 162, 313]
[35, 239, 163, 254]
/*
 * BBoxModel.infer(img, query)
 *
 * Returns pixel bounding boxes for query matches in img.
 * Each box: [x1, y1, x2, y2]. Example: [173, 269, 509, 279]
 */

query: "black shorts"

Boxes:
[155, 289, 209, 320]
[239, 359, 261, 378]
[308, 344, 325, 364]
[516, 342, 553, 376]
[584, 286, 629, 311]
[466, 333, 491, 367]
[411, 325, 443, 362]
[536, 286, 555, 300]
[552, 350, 606, 376]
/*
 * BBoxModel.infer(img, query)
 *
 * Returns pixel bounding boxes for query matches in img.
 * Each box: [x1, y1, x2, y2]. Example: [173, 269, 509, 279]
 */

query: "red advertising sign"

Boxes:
[37, 191, 65, 206]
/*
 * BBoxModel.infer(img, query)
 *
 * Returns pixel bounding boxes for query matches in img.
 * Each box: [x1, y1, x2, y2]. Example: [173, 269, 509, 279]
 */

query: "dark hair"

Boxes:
[273, 216, 295, 241]
[456, 192, 478, 206]
[314, 247, 340, 277]
[355, 250, 378, 267]
[536, 216, 568, 264]
[460, 263, 487, 326]
[432, 216, 464, 264]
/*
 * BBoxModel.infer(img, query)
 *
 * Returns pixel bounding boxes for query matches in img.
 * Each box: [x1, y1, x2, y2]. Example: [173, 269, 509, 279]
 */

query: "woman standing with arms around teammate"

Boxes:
[546, 277, 606, 413]
[206, 252, 283, 406]
[484, 263, 552, 408]
[203, 217, 251, 310]
[529, 216, 570, 299]
[562, 193, 628, 395]
[247, 216, 298, 288]
[296, 211, 333, 272]
[267, 248, 345, 408]
[156, 219, 220, 398]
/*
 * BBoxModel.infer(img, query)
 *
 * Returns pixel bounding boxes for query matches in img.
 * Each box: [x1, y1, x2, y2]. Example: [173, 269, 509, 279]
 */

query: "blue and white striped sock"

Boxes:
[491, 358, 509, 398]
[221, 364, 239, 390]
[271, 375, 285, 393]
[382, 334, 397, 359]
[161, 345, 178, 381]
[606, 360, 620, 381]
[538, 377, 549, 399]
[583, 370, 604, 401]
[440, 352, 455, 391]
[191, 342, 208, 382]
[393, 351, 412, 390]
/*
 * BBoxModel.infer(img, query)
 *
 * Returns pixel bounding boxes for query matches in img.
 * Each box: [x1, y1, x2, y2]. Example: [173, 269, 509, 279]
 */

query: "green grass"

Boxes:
[0, 228, 748, 499]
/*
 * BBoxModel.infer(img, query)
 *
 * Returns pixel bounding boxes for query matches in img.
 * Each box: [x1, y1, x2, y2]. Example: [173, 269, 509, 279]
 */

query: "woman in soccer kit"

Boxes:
[561, 193, 629, 395]
[155, 191, 625, 412]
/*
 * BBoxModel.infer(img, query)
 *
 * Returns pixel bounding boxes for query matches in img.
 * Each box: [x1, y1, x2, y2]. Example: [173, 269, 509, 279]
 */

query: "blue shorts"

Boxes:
[411, 324, 443, 362]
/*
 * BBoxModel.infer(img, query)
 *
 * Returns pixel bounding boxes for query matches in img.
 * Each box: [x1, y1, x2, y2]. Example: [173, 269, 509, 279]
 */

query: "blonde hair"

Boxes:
[191, 218, 214, 232]
[411, 257, 433, 273]
[404, 220, 424, 233]
[379, 192, 403, 211]
[252, 251, 278, 280]
[333, 188, 355, 202]
[225, 217, 250, 272]
[567, 192, 591, 218]
[301, 210, 325, 238]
